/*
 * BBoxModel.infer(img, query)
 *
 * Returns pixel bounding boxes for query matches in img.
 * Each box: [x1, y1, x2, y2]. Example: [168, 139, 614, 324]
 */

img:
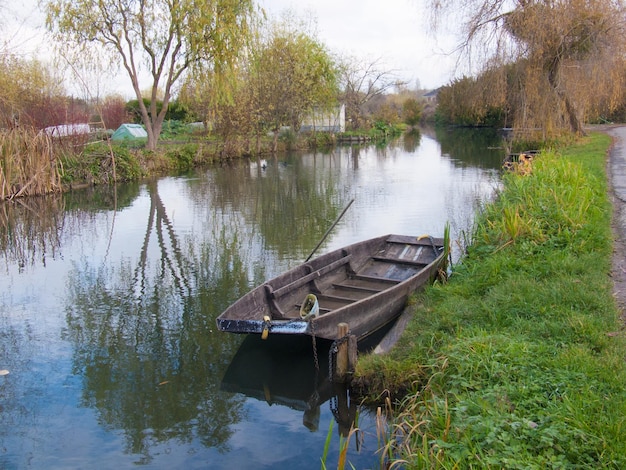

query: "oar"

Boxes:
[305, 198, 355, 262]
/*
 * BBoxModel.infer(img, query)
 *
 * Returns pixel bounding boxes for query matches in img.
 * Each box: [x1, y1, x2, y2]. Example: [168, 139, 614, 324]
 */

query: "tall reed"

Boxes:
[0, 128, 61, 200]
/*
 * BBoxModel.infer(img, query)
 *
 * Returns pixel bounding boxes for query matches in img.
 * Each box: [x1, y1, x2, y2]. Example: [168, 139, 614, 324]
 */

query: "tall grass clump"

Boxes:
[357, 133, 626, 467]
[0, 128, 61, 199]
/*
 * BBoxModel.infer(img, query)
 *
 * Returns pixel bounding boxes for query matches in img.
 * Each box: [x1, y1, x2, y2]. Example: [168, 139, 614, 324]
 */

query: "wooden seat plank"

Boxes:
[270, 254, 352, 298]
[372, 255, 427, 267]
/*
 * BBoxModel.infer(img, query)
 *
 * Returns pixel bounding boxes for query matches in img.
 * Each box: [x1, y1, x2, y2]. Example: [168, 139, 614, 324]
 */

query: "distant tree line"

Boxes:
[34, 0, 430, 152]
[2, 31, 428, 154]
[4, 0, 622, 153]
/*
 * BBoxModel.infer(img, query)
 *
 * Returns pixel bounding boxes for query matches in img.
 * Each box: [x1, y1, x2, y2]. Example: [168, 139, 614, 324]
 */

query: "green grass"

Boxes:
[356, 133, 626, 468]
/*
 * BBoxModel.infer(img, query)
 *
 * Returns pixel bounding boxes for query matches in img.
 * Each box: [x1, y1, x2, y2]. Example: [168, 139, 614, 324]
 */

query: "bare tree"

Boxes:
[337, 56, 402, 130]
[101, 94, 130, 130]
[0, 55, 67, 128]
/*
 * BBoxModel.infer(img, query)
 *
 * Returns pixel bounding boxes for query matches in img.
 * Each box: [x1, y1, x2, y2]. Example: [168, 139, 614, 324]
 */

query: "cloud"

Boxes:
[260, 0, 459, 88]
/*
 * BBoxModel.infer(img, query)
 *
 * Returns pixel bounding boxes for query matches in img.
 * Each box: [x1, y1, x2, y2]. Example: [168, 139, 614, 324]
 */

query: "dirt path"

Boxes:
[606, 126, 626, 321]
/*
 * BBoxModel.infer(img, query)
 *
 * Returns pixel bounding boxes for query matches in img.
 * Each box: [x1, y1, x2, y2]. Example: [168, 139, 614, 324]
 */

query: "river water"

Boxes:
[0, 128, 504, 469]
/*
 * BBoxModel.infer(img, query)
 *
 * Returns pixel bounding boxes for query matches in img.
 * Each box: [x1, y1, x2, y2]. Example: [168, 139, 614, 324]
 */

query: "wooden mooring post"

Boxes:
[333, 323, 357, 383]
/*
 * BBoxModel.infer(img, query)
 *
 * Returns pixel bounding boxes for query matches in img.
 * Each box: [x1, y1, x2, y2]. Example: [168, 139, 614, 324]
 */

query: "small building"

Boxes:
[300, 104, 345, 133]
[422, 89, 440, 104]
[111, 124, 148, 141]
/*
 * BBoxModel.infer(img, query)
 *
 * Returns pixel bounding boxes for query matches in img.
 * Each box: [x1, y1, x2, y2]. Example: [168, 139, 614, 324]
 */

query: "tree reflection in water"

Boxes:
[0, 195, 64, 270]
[63, 180, 253, 462]
[1, 152, 351, 464]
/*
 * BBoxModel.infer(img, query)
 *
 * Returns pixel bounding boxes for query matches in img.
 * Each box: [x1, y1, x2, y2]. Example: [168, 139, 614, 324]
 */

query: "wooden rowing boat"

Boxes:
[216, 234, 446, 341]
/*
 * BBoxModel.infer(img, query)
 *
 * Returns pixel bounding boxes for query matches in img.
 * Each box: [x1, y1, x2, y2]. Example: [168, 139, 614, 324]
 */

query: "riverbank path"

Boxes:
[607, 126, 626, 319]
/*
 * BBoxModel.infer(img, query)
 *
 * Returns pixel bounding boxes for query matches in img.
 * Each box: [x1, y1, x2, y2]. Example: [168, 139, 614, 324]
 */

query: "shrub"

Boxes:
[61, 142, 142, 184]
[165, 143, 197, 171]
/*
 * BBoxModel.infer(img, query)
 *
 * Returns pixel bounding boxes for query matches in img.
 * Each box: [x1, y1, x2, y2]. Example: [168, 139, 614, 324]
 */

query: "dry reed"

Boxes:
[0, 128, 61, 200]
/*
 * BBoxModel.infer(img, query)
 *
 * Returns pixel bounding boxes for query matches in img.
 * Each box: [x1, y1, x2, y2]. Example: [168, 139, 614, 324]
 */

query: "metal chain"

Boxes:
[328, 335, 349, 382]
[310, 320, 319, 371]
[328, 340, 337, 380]
[329, 393, 339, 420]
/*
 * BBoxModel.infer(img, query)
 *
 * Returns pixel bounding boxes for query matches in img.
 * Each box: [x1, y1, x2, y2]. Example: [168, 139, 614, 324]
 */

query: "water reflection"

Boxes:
[222, 331, 393, 439]
[64, 232, 247, 462]
[0, 195, 64, 270]
[221, 336, 336, 433]
[433, 126, 508, 168]
[401, 129, 422, 153]
[0, 128, 505, 468]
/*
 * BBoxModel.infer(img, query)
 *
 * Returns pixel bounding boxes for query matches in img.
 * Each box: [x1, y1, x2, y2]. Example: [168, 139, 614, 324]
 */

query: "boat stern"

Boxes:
[216, 317, 310, 337]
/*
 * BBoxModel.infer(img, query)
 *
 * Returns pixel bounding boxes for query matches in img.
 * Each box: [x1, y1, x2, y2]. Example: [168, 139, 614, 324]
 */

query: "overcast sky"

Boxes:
[2, 0, 461, 96]
[259, 0, 460, 90]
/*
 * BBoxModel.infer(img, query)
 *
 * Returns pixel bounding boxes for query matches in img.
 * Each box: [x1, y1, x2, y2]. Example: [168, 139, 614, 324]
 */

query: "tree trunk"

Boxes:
[133, 89, 159, 151]
[547, 61, 585, 136]
[145, 124, 158, 151]
[561, 93, 585, 136]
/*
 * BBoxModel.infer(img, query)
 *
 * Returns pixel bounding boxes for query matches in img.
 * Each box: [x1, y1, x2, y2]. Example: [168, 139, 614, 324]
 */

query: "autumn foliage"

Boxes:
[430, 0, 626, 137]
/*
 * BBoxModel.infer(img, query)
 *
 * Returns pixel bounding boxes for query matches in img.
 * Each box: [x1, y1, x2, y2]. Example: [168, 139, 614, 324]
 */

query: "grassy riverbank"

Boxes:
[0, 125, 400, 199]
[355, 132, 626, 467]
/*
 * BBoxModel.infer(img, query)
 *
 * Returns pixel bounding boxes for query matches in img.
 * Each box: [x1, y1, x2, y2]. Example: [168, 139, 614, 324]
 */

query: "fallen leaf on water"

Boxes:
[0, 370, 9, 376]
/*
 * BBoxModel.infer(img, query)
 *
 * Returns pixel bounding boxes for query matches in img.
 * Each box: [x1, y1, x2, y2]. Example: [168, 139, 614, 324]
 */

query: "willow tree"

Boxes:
[46, 0, 255, 150]
[248, 27, 339, 151]
[428, 0, 626, 137]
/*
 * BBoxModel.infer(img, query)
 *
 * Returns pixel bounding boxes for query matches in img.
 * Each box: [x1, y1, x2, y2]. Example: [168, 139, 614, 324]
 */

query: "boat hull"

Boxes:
[216, 234, 445, 341]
